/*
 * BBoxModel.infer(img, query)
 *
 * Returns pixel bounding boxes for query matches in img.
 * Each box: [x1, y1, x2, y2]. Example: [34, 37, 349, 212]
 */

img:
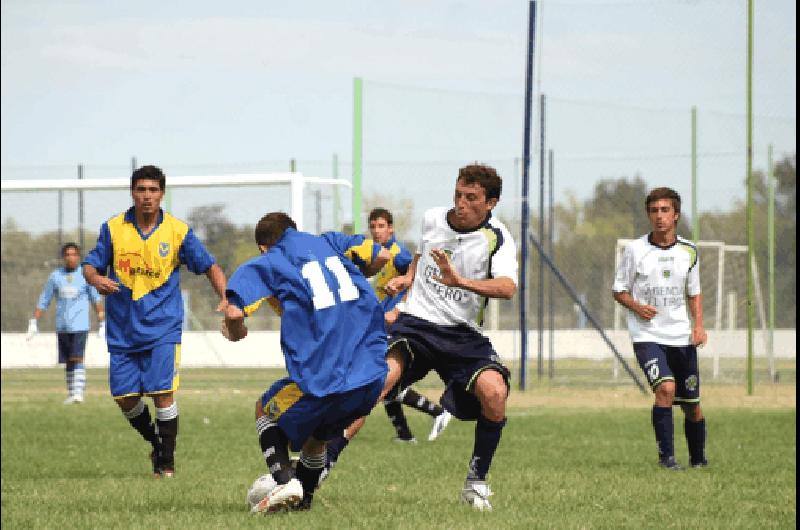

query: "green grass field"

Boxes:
[2, 368, 796, 529]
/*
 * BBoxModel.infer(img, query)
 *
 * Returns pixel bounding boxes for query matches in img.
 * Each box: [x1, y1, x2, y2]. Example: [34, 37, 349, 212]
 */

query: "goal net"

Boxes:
[1, 172, 351, 342]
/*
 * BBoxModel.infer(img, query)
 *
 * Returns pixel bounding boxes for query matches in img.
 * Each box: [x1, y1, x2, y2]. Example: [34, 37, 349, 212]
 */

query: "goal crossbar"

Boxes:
[0, 173, 352, 232]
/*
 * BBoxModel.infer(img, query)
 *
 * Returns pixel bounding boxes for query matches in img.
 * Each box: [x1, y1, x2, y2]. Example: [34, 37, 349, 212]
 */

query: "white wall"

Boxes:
[1, 329, 794, 369]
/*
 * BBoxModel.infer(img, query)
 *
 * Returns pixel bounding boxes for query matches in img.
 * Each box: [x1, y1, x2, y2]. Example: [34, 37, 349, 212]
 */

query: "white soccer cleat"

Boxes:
[250, 478, 303, 514]
[63, 396, 77, 405]
[428, 410, 453, 441]
[461, 479, 493, 511]
[73, 395, 84, 404]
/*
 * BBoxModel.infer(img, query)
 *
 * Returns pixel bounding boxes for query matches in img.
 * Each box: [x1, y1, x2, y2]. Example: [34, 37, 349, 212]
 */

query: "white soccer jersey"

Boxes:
[612, 234, 701, 345]
[402, 207, 518, 330]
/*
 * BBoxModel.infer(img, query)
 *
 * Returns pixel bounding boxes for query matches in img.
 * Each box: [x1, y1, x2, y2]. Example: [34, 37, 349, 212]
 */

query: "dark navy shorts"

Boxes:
[633, 342, 700, 404]
[57, 332, 88, 363]
[260, 376, 385, 452]
[388, 313, 510, 420]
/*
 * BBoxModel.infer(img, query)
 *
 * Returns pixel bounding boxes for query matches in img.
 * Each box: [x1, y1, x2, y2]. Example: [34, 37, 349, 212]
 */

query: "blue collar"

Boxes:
[124, 206, 164, 240]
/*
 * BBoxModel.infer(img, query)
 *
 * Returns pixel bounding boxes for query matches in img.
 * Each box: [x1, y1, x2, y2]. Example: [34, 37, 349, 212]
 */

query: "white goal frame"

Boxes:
[0, 172, 352, 232]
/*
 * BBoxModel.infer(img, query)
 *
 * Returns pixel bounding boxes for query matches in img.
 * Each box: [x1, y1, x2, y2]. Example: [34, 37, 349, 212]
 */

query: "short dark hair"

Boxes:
[61, 242, 80, 256]
[131, 165, 166, 191]
[646, 187, 681, 214]
[368, 207, 393, 225]
[457, 164, 502, 201]
[255, 212, 297, 247]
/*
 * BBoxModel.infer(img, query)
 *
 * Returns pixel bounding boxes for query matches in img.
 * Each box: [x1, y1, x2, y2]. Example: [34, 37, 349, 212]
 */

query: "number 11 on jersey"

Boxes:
[301, 256, 360, 310]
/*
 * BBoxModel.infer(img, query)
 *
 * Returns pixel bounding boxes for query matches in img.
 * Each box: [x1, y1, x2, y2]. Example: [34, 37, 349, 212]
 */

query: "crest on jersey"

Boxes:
[66, 274, 73, 283]
[159, 242, 170, 257]
[662, 269, 671, 279]
[685, 375, 698, 392]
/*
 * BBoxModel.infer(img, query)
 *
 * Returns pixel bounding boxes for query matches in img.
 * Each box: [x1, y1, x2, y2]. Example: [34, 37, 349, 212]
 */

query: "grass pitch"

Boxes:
[2, 368, 795, 529]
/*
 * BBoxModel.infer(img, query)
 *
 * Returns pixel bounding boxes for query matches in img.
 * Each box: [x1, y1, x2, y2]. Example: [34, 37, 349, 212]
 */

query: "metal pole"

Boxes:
[519, 0, 536, 391]
[538, 93, 546, 381]
[77, 164, 84, 251]
[691, 106, 699, 242]
[746, 0, 754, 395]
[352, 77, 364, 234]
[548, 148, 554, 379]
[315, 189, 322, 234]
[767, 144, 775, 381]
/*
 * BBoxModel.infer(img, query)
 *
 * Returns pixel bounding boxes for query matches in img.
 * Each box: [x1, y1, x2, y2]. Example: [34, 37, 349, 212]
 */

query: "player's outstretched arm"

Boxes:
[205, 263, 228, 311]
[82, 264, 120, 295]
[385, 254, 419, 297]
[430, 249, 516, 300]
[221, 304, 248, 342]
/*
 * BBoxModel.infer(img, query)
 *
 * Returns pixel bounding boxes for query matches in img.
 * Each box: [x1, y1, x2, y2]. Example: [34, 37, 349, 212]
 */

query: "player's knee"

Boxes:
[682, 403, 703, 422]
[254, 399, 265, 418]
[475, 370, 508, 415]
[654, 380, 676, 403]
[116, 396, 140, 412]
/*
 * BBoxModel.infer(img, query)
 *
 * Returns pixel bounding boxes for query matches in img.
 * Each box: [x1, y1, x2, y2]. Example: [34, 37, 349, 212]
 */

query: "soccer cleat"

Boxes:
[73, 395, 84, 404]
[690, 459, 709, 468]
[63, 396, 77, 405]
[658, 456, 684, 471]
[461, 479, 493, 511]
[250, 478, 303, 514]
[428, 410, 453, 441]
[393, 436, 417, 444]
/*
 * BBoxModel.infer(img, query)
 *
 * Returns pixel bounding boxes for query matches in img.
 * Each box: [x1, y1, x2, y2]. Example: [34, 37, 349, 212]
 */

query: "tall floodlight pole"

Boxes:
[691, 106, 699, 242]
[538, 93, 546, 380]
[519, 0, 536, 391]
[548, 148, 554, 379]
[745, 0, 754, 395]
[767, 144, 775, 378]
[353, 77, 364, 234]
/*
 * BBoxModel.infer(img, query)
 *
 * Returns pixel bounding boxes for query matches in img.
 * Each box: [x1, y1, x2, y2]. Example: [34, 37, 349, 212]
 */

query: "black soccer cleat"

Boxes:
[658, 456, 684, 470]
[690, 459, 709, 468]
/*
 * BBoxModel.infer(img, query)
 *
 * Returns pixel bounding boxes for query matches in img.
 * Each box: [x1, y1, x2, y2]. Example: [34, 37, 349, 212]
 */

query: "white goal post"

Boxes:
[1, 172, 352, 232]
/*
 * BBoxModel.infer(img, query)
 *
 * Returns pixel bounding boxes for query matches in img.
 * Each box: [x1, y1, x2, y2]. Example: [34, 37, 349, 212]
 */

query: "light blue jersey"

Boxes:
[37, 267, 101, 332]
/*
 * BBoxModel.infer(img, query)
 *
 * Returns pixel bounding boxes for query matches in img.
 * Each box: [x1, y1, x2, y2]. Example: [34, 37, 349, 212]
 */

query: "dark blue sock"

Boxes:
[652, 406, 674, 459]
[467, 416, 506, 480]
[326, 433, 349, 468]
[685, 417, 706, 464]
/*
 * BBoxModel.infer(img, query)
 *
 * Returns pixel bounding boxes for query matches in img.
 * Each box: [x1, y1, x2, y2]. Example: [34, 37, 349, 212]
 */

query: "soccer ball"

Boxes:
[246, 473, 277, 509]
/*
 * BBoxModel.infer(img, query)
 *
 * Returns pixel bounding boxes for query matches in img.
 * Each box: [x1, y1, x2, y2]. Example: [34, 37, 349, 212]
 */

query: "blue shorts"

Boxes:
[109, 343, 181, 399]
[633, 342, 700, 404]
[388, 313, 510, 420]
[57, 332, 88, 363]
[260, 377, 384, 452]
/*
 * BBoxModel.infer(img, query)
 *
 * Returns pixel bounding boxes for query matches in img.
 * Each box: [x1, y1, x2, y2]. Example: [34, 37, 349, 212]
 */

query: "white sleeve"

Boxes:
[490, 226, 518, 285]
[686, 254, 701, 296]
[612, 244, 634, 293]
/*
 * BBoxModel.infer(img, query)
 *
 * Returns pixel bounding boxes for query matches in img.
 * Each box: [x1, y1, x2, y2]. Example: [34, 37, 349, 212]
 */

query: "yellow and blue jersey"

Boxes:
[367, 236, 412, 312]
[226, 228, 388, 398]
[83, 207, 215, 354]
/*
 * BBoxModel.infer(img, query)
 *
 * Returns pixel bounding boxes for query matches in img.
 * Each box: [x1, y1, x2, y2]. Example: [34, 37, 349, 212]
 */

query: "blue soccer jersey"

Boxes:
[36, 267, 101, 332]
[82, 207, 215, 353]
[226, 228, 388, 397]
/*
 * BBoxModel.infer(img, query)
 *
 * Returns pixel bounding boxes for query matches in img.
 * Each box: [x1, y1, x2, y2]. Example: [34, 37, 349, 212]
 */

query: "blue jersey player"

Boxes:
[613, 187, 708, 470]
[222, 212, 392, 514]
[83, 165, 228, 478]
[28, 242, 104, 404]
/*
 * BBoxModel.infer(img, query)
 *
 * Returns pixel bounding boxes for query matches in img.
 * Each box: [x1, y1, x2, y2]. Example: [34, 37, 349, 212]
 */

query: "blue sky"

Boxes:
[1, 0, 796, 234]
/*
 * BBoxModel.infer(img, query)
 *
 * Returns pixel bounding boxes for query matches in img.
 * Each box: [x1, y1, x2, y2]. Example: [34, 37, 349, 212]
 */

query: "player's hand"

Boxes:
[93, 276, 120, 295]
[25, 318, 38, 341]
[221, 318, 247, 342]
[385, 276, 410, 297]
[430, 248, 461, 287]
[215, 298, 228, 313]
[692, 326, 707, 348]
[635, 303, 657, 321]
[97, 320, 106, 339]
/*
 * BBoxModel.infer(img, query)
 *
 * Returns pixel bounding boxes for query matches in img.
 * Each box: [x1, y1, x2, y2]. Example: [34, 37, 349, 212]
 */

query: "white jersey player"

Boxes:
[612, 187, 708, 471]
